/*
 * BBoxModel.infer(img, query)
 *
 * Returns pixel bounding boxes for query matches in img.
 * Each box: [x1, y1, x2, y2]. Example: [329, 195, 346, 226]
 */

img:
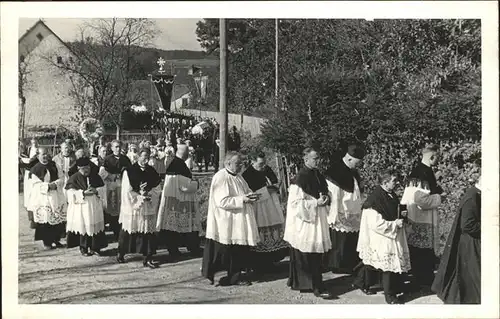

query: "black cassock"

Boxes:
[29, 161, 66, 246]
[432, 186, 481, 304]
[407, 162, 443, 287]
[118, 163, 161, 258]
[287, 166, 329, 292]
[158, 157, 201, 255]
[103, 154, 132, 238]
[242, 165, 278, 191]
[323, 159, 363, 273]
[68, 160, 99, 177]
[65, 171, 108, 252]
[242, 165, 288, 268]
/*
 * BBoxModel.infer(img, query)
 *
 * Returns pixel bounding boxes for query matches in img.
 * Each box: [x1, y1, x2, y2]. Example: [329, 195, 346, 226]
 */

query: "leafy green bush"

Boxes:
[361, 132, 481, 255]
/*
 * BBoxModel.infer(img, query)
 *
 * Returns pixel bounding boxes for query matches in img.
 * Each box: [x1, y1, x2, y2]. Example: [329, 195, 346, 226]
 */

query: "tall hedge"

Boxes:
[194, 19, 481, 254]
[258, 20, 481, 255]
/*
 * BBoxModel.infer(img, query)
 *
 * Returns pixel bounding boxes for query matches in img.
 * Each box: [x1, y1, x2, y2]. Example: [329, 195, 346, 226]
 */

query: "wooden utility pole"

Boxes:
[275, 18, 279, 108]
[219, 18, 228, 169]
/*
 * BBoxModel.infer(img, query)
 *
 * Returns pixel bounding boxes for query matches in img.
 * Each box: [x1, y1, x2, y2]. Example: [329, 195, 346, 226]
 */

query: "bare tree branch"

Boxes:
[45, 18, 159, 130]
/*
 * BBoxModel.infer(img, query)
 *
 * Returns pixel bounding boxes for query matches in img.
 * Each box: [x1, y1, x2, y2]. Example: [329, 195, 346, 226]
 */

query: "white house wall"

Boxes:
[20, 23, 79, 131]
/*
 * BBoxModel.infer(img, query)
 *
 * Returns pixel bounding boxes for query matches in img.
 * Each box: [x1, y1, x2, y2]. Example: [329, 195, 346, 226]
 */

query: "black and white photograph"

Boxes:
[1, 1, 498, 318]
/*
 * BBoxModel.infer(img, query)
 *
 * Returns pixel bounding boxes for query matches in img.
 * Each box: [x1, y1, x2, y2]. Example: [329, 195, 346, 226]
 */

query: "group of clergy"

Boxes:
[201, 144, 481, 305]
[23, 139, 480, 305]
[24, 140, 202, 269]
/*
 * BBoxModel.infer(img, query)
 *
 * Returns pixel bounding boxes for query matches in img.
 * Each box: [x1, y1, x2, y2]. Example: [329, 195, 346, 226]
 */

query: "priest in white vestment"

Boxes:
[354, 171, 410, 304]
[201, 151, 260, 286]
[52, 142, 76, 198]
[156, 145, 201, 257]
[284, 148, 334, 299]
[242, 152, 288, 273]
[103, 140, 133, 240]
[65, 157, 108, 256]
[28, 148, 67, 250]
[401, 144, 443, 292]
[118, 148, 162, 268]
[323, 144, 365, 274]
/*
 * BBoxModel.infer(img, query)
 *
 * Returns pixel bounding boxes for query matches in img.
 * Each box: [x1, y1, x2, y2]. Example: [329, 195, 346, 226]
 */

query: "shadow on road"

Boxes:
[30, 277, 212, 304]
[324, 275, 357, 297]
[251, 260, 290, 283]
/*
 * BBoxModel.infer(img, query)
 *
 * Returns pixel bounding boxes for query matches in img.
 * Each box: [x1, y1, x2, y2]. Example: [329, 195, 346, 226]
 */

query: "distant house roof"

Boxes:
[19, 19, 75, 57]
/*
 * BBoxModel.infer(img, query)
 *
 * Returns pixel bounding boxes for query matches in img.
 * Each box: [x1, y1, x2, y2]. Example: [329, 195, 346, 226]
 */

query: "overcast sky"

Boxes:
[19, 18, 203, 51]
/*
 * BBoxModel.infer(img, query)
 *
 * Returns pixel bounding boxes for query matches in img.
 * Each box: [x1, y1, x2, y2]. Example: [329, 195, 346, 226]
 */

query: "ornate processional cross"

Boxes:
[157, 57, 166, 73]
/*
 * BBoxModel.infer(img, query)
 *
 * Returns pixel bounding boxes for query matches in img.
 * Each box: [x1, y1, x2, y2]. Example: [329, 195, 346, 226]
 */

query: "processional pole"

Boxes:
[219, 18, 228, 169]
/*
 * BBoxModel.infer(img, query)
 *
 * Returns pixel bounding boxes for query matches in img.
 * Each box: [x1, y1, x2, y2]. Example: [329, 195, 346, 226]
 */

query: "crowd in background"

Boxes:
[19, 117, 242, 181]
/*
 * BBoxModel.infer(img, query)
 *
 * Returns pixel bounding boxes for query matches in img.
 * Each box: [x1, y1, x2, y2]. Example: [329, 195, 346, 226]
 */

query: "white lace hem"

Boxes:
[205, 232, 259, 246]
[359, 249, 411, 273]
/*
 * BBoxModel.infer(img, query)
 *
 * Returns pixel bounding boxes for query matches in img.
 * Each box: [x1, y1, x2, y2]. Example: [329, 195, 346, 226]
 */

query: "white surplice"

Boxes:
[326, 178, 363, 233]
[400, 182, 441, 254]
[156, 174, 199, 233]
[66, 187, 105, 236]
[283, 185, 331, 253]
[357, 208, 411, 273]
[119, 171, 161, 234]
[29, 172, 66, 225]
[205, 169, 260, 246]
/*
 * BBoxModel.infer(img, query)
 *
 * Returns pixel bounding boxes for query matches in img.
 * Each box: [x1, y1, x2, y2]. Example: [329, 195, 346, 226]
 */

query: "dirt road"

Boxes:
[18, 194, 441, 304]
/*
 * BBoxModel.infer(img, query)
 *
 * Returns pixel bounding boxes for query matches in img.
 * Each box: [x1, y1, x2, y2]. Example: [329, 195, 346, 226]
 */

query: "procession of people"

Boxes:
[20, 132, 481, 305]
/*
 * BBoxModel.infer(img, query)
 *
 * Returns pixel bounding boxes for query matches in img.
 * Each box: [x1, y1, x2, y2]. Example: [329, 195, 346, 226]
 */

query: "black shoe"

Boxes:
[80, 248, 91, 256]
[116, 256, 126, 263]
[385, 294, 402, 304]
[351, 284, 376, 295]
[144, 260, 159, 269]
[89, 250, 101, 256]
[207, 276, 215, 285]
[54, 241, 64, 248]
[314, 290, 335, 300]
